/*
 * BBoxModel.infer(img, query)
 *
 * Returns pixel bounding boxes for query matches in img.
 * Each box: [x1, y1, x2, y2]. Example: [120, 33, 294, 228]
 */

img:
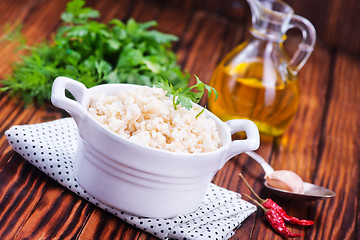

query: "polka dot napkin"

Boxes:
[5, 118, 256, 240]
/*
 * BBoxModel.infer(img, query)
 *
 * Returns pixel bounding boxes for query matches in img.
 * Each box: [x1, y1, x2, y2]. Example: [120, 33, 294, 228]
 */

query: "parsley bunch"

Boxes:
[1, 0, 189, 104]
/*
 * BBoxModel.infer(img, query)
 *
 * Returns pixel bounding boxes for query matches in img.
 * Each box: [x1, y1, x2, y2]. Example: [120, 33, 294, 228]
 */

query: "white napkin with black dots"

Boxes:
[5, 118, 256, 240]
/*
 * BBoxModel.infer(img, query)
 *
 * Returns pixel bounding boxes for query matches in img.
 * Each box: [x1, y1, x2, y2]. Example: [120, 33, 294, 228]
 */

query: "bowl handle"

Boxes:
[225, 119, 260, 160]
[51, 76, 87, 123]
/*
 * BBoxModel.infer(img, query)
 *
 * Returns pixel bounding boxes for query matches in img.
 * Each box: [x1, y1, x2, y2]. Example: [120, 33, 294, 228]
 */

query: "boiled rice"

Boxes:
[88, 86, 221, 153]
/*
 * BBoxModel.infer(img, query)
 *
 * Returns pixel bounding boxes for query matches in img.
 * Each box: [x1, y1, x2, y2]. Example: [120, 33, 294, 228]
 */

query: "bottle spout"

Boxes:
[246, 0, 261, 19]
[247, 0, 294, 17]
[246, 0, 294, 42]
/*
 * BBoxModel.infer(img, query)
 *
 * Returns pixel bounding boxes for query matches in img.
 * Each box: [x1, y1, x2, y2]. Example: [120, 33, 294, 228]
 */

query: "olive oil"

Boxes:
[208, 60, 300, 136]
[207, 0, 316, 136]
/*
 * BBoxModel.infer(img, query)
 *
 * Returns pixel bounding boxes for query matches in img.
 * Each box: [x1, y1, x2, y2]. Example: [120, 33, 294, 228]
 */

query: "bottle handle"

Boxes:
[287, 15, 316, 74]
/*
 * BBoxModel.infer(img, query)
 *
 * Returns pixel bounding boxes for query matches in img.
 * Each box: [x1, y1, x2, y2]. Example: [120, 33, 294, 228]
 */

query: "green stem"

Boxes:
[172, 96, 177, 110]
[195, 107, 205, 118]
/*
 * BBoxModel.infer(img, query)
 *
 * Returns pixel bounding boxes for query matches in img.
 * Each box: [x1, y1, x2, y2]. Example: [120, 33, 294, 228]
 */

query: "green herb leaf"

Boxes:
[0, 0, 189, 105]
[61, 0, 99, 24]
[189, 75, 218, 103]
[155, 75, 218, 117]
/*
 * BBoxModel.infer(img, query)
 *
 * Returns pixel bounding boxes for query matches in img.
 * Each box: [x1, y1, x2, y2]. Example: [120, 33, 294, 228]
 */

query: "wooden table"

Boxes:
[0, 0, 359, 239]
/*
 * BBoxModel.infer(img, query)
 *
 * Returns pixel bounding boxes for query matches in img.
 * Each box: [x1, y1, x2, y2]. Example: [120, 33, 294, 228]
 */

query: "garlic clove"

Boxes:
[265, 170, 304, 193]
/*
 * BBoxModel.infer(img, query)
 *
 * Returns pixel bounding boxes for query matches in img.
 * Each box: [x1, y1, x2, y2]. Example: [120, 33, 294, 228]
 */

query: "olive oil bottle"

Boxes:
[209, 0, 316, 136]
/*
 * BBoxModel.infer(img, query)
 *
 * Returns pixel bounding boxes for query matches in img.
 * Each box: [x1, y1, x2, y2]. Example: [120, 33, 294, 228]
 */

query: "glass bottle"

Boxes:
[208, 0, 316, 136]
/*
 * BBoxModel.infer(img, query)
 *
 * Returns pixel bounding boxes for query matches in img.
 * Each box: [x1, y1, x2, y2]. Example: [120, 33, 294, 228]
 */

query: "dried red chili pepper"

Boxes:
[239, 173, 314, 226]
[263, 198, 314, 226]
[244, 193, 304, 238]
[264, 208, 304, 238]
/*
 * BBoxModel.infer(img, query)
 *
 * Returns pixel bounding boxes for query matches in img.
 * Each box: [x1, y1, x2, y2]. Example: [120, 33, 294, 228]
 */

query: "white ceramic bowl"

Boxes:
[51, 76, 260, 218]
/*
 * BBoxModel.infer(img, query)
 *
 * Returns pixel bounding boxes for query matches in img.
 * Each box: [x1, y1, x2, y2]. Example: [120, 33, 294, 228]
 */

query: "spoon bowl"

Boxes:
[264, 182, 336, 201]
[245, 151, 336, 200]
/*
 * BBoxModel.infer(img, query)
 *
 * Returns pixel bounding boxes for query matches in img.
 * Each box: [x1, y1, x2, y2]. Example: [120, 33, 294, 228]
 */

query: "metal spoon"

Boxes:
[245, 151, 336, 201]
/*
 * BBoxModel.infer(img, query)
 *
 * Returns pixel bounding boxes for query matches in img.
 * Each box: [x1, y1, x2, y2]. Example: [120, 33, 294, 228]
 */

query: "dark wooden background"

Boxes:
[0, 0, 359, 239]
[179, 0, 360, 53]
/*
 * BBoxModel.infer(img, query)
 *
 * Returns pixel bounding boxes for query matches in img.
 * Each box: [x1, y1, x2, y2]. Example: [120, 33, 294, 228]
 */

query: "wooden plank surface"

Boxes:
[0, 0, 359, 239]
